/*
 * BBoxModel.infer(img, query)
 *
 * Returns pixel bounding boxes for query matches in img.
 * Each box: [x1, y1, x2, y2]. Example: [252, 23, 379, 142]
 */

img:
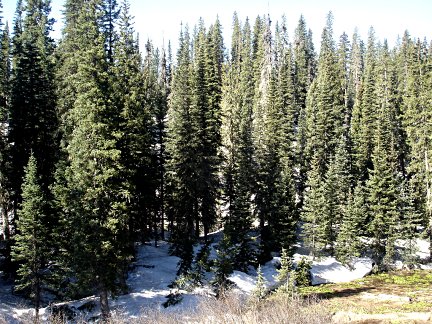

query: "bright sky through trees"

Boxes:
[2, 0, 431, 50]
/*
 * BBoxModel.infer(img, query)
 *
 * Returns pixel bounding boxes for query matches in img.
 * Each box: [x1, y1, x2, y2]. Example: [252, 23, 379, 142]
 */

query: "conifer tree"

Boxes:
[54, 0, 129, 318]
[304, 12, 345, 173]
[8, 0, 58, 224]
[294, 16, 316, 205]
[166, 25, 197, 272]
[221, 15, 255, 271]
[324, 135, 352, 253]
[276, 247, 294, 293]
[350, 28, 378, 180]
[112, 0, 155, 247]
[335, 181, 366, 265]
[399, 179, 423, 267]
[347, 30, 364, 118]
[302, 153, 329, 258]
[253, 264, 267, 300]
[366, 118, 399, 269]
[0, 17, 11, 241]
[11, 154, 50, 319]
[402, 37, 432, 258]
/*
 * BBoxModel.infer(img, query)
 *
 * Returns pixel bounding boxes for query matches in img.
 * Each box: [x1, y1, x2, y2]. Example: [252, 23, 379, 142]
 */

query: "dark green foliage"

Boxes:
[276, 248, 295, 293]
[252, 264, 267, 300]
[167, 18, 223, 271]
[399, 179, 423, 267]
[0, 17, 11, 241]
[1, 6, 431, 308]
[8, 0, 58, 226]
[53, 0, 130, 318]
[212, 236, 235, 297]
[11, 154, 49, 318]
[335, 181, 367, 266]
[165, 26, 196, 269]
[294, 257, 312, 287]
[221, 16, 256, 271]
[302, 154, 329, 258]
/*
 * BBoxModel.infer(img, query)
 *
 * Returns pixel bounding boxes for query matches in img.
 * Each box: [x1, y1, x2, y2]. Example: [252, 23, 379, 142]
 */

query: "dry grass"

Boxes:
[300, 270, 432, 315]
[5, 292, 330, 324]
[108, 293, 331, 324]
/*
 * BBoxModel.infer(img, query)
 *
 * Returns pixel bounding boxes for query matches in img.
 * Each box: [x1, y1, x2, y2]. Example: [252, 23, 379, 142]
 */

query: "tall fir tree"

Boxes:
[402, 37, 432, 258]
[221, 16, 258, 271]
[54, 0, 129, 318]
[8, 0, 58, 225]
[335, 181, 367, 265]
[11, 154, 50, 319]
[112, 0, 153, 248]
[350, 28, 378, 181]
[302, 153, 329, 258]
[324, 135, 352, 254]
[166, 25, 197, 273]
[304, 12, 345, 175]
[0, 15, 11, 241]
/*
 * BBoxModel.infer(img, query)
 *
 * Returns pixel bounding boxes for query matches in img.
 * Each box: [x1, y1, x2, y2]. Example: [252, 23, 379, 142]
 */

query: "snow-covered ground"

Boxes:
[0, 238, 431, 322]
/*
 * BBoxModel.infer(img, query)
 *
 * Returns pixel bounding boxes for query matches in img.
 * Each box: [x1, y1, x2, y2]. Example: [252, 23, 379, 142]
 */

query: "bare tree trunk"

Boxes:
[34, 276, 40, 324]
[1, 202, 10, 240]
[425, 150, 432, 259]
[99, 286, 110, 321]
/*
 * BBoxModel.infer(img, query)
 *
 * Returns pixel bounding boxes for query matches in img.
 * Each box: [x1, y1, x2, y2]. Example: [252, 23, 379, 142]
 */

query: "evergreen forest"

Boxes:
[0, 0, 431, 320]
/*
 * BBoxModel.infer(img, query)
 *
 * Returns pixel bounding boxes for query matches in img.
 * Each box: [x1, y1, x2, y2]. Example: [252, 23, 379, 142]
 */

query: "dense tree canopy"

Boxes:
[0, 1, 430, 318]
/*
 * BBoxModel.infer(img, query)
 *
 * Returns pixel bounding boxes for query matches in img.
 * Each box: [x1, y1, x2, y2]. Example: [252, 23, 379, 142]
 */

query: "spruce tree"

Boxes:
[366, 118, 399, 269]
[324, 135, 352, 253]
[350, 28, 378, 180]
[402, 37, 432, 258]
[8, 0, 58, 224]
[165, 25, 197, 273]
[253, 264, 267, 300]
[0, 18, 10, 241]
[335, 181, 366, 265]
[399, 179, 423, 267]
[304, 12, 345, 173]
[221, 15, 255, 271]
[302, 153, 329, 258]
[54, 0, 129, 318]
[11, 154, 49, 319]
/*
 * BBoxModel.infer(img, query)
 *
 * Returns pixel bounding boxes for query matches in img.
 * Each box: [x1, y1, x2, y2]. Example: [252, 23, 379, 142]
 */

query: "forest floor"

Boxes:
[300, 270, 432, 323]
[1, 236, 432, 323]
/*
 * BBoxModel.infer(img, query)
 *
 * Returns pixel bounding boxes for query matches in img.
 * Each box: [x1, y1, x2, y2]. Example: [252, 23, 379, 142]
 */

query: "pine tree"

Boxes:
[221, 15, 255, 271]
[350, 28, 378, 180]
[324, 135, 353, 253]
[302, 153, 329, 258]
[276, 247, 294, 293]
[8, 0, 58, 224]
[212, 235, 235, 297]
[335, 181, 366, 265]
[166, 25, 197, 273]
[402, 37, 432, 258]
[11, 154, 50, 319]
[294, 257, 312, 287]
[366, 120, 399, 269]
[347, 29, 364, 120]
[304, 12, 345, 173]
[399, 179, 423, 267]
[0, 17, 11, 241]
[253, 264, 267, 300]
[294, 16, 316, 206]
[54, 0, 129, 318]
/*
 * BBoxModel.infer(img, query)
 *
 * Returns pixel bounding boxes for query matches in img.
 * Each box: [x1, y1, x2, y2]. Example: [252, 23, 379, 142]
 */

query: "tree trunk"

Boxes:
[1, 202, 10, 240]
[99, 286, 110, 321]
[425, 149, 432, 259]
[34, 276, 40, 323]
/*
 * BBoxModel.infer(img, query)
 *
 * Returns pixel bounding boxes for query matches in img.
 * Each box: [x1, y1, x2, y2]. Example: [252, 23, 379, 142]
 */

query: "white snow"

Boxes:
[0, 238, 431, 321]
